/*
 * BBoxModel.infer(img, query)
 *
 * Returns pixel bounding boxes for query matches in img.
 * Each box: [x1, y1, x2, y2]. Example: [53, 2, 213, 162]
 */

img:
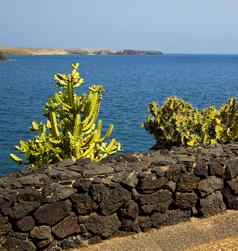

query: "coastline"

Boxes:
[0, 48, 163, 56]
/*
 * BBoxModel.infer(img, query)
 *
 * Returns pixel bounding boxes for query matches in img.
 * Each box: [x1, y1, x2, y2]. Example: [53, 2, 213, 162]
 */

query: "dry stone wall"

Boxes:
[1, 144, 238, 250]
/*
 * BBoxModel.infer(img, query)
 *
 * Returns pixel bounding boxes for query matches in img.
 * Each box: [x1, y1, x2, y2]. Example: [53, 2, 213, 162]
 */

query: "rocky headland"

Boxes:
[0, 48, 163, 56]
[0, 51, 7, 60]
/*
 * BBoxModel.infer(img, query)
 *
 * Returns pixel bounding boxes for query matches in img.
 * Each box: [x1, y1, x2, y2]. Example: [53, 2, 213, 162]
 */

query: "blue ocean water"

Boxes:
[1, 54, 238, 175]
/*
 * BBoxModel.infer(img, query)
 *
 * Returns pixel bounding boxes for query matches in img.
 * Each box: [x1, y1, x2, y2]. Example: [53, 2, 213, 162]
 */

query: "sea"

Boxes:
[1, 54, 238, 175]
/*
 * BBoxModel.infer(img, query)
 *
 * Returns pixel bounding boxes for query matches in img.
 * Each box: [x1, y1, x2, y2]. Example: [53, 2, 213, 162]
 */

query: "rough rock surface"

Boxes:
[0, 144, 238, 250]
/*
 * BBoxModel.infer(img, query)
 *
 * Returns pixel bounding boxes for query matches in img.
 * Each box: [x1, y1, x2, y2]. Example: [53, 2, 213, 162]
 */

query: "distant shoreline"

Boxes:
[0, 48, 163, 56]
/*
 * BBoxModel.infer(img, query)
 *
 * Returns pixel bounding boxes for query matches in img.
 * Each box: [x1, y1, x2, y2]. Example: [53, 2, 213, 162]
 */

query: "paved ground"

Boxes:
[70, 210, 238, 251]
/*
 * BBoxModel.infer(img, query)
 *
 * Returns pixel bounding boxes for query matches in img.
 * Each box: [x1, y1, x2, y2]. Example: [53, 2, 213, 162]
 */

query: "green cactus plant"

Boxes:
[10, 63, 121, 169]
[143, 96, 238, 148]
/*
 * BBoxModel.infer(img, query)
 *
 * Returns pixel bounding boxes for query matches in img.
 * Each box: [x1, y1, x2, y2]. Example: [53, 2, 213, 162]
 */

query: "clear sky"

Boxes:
[1, 0, 238, 53]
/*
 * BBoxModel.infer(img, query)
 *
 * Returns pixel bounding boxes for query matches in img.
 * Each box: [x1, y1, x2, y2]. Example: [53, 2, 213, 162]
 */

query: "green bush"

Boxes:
[143, 96, 238, 148]
[10, 63, 121, 169]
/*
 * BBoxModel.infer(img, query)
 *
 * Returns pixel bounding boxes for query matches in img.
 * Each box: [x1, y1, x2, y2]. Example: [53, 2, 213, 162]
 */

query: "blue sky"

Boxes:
[1, 0, 238, 53]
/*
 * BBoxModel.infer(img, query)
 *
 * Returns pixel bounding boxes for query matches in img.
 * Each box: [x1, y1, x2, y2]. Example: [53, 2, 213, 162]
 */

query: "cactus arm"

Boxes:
[99, 124, 114, 142]
[10, 153, 23, 163]
[49, 110, 60, 138]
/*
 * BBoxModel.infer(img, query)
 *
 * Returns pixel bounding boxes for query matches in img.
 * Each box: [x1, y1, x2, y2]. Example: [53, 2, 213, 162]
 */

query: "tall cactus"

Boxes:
[10, 63, 121, 169]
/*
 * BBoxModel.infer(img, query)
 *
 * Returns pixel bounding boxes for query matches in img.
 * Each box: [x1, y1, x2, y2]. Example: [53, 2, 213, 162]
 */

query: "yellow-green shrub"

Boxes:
[143, 96, 238, 147]
[10, 63, 121, 169]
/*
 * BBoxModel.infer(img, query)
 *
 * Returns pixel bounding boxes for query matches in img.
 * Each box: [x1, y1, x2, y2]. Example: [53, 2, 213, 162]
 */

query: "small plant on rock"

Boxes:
[10, 63, 121, 169]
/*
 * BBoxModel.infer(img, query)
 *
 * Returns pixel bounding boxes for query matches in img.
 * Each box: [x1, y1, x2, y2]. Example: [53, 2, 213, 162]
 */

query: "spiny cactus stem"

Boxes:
[49, 111, 60, 138]
[73, 114, 81, 138]
[67, 81, 74, 107]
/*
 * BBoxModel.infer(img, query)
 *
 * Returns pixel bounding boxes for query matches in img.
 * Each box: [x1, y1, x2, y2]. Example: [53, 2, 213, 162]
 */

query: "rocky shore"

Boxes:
[1, 143, 238, 250]
[0, 48, 162, 56]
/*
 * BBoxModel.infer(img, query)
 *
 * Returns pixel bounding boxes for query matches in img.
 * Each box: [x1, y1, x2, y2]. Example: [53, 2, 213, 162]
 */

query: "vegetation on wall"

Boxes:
[143, 96, 238, 148]
[10, 63, 121, 169]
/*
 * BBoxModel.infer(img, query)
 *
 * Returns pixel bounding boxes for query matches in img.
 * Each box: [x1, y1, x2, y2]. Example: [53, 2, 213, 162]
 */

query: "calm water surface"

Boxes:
[1, 54, 238, 175]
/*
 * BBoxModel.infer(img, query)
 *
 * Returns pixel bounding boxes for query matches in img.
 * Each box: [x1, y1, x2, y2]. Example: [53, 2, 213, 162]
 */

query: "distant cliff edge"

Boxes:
[0, 51, 7, 60]
[0, 48, 163, 56]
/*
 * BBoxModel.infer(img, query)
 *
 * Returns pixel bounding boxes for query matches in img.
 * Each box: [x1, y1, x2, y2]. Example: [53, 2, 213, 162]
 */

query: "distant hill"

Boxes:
[0, 48, 163, 56]
[0, 51, 7, 60]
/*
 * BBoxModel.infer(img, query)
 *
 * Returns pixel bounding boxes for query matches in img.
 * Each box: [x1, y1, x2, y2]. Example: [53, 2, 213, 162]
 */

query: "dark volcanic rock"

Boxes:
[0, 215, 11, 235]
[138, 190, 172, 214]
[175, 192, 197, 209]
[164, 181, 176, 192]
[194, 158, 208, 178]
[227, 177, 238, 194]
[223, 187, 238, 209]
[199, 191, 226, 216]
[34, 200, 72, 225]
[137, 174, 168, 193]
[120, 218, 141, 233]
[1, 144, 238, 250]
[16, 216, 35, 232]
[71, 193, 97, 215]
[225, 158, 238, 179]
[52, 215, 81, 239]
[73, 179, 91, 193]
[3, 201, 40, 220]
[18, 174, 48, 186]
[42, 183, 75, 203]
[30, 225, 52, 240]
[151, 209, 191, 228]
[177, 174, 200, 192]
[198, 176, 223, 197]
[81, 213, 121, 238]
[99, 184, 131, 215]
[112, 171, 139, 188]
[152, 165, 170, 177]
[6, 238, 36, 251]
[120, 200, 139, 220]
[17, 188, 42, 202]
[208, 159, 225, 177]
[137, 216, 152, 230]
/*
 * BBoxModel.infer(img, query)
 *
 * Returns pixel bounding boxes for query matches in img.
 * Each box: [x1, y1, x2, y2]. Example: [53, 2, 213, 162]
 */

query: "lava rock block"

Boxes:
[120, 218, 140, 233]
[194, 158, 209, 178]
[52, 215, 81, 239]
[225, 158, 238, 179]
[73, 179, 92, 193]
[137, 174, 168, 193]
[119, 200, 139, 220]
[81, 213, 121, 238]
[71, 193, 97, 215]
[223, 187, 238, 209]
[34, 200, 72, 226]
[199, 191, 226, 216]
[175, 192, 197, 209]
[99, 184, 131, 215]
[30, 226, 52, 240]
[137, 216, 152, 231]
[151, 209, 191, 228]
[16, 216, 35, 232]
[6, 238, 36, 251]
[0, 215, 11, 235]
[177, 174, 200, 192]
[227, 177, 238, 194]
[198, 176, 223, 197]
[138, 189, 172, 214]
[208, 159, 225, 177]
[3, 201, 40, 220]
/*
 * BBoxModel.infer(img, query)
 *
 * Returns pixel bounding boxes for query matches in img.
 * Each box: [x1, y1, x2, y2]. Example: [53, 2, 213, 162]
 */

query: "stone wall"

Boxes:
[1, 144, 238, 250]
